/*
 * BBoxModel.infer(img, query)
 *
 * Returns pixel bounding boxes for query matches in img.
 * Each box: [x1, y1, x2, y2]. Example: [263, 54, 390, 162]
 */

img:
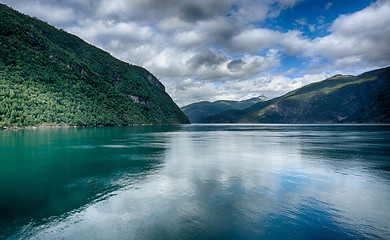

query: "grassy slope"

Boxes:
[0, 4, 189, 127]
[181, 97, 266, 123]
[202, 67, 390, 123]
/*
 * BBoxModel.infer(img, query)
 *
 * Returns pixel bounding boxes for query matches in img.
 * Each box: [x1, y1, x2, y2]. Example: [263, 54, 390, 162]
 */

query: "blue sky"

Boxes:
[2, 0, 389, 106]
[265, 0, 375, 36]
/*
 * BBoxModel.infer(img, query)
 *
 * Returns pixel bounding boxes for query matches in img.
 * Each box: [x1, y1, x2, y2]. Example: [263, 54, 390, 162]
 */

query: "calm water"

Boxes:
[1, 124, 390, 239]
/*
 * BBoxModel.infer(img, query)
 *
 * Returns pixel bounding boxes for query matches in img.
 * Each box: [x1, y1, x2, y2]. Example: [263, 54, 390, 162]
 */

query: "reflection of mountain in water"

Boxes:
[0, 126, 180, 238]
[293, 125, 390, 180]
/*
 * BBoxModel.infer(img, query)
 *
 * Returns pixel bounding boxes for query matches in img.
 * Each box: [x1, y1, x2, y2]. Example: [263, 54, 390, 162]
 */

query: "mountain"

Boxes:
[202, 66, 390, 123]
[0, 4, 189, 128]
[181, 96, 268, 123]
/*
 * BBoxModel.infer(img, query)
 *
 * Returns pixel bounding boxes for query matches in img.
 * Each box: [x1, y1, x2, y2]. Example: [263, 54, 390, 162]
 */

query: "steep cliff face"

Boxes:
[0, 4, 189, 127]
[202, 67, 390, 123]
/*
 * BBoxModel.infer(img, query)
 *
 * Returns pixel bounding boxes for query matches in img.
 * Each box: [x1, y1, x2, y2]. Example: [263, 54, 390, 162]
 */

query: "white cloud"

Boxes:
[169, 72, 330, 107]
[229, 28, 310, 56]
[307, 1, 390, 66]
[325, 2, 333, 10]
[277, 0, 303, 8]
[296, 18, 317, 32]
[331, 2, 390, 36]
[229, 1, 390, 70]
[68, 20, 154, 44]
[173, 30, 205, 49]
[15, 2, 76, 25]
[232, 1, 270, 23]
[229, 28, 280, 53]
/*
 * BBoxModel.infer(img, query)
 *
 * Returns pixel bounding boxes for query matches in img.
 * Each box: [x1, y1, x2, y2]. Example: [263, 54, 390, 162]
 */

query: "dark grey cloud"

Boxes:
[227, 59, 245, 72]
[199, 18, 244, 51]
[120, 0, 232, 24]
[179, 3, 211, 23]
[4, 0, 225, 26]
[187, 49, 227, 70]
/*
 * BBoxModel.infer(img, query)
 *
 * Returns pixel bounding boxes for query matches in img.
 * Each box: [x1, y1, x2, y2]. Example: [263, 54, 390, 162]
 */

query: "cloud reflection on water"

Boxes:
[14, 125, 390, 239]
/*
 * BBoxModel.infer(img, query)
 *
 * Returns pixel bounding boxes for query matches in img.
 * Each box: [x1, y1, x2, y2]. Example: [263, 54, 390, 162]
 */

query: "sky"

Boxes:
[2, 0, 390, 106]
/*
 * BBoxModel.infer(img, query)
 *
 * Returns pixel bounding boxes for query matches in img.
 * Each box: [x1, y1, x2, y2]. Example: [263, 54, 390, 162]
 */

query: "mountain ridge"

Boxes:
[181, 96, 268, 123]
[202, 66, 390, 123]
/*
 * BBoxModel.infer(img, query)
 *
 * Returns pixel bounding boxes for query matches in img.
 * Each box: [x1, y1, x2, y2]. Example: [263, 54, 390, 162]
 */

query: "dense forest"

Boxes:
[0, 4, 189, 127]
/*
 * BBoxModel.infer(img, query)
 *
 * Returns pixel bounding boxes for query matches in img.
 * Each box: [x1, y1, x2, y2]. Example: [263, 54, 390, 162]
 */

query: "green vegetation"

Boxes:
[202, 67, 390, 123]
[0, 4, 189, 128]
[181, 96, 267, 123]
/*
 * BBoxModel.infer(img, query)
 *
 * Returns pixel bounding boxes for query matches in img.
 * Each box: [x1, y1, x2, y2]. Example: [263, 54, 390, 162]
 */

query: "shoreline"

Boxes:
[3, 122, 390, 131]
[1, 123, 188, 130]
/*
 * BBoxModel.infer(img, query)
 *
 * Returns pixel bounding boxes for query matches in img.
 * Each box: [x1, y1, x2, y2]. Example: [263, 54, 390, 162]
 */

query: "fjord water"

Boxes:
[1, 125, 389, 239]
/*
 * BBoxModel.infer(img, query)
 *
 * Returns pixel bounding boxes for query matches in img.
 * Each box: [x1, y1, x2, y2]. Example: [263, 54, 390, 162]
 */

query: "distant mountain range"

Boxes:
[181, 96, 268, 123]
[201, 66, 390, 123]
[0, 4, 189, 127]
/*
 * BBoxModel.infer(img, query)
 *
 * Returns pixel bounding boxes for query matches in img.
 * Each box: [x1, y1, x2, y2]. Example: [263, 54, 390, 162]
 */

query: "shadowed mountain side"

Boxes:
[201, 66, 390, 123]
[181, 96, 268, 123]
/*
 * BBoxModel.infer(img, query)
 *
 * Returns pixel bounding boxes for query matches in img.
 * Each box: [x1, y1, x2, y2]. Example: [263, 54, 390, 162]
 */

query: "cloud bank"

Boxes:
[3, 0, 389, 106]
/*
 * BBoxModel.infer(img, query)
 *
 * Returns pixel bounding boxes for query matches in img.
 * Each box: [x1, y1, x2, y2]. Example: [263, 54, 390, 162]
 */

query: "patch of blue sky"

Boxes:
[278, 55, 306, 74]
[260, 0, 377, 39]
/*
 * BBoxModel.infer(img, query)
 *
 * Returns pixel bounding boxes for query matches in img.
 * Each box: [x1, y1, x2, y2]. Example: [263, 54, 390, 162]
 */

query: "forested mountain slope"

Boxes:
[202, 67, 390, 123]
[0, 4, 189, 127]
